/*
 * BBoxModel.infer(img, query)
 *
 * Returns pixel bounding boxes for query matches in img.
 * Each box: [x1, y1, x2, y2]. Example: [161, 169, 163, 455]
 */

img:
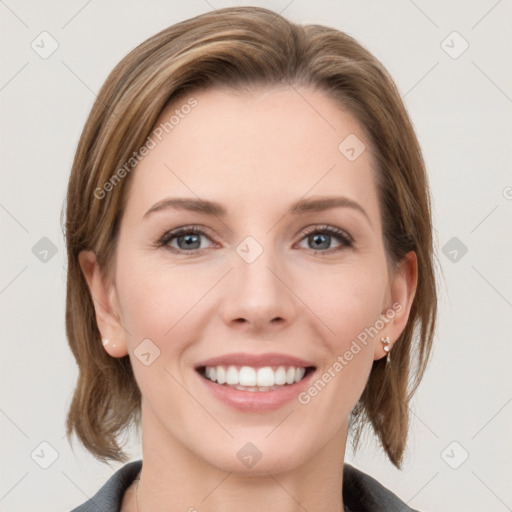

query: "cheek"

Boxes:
[301, 261, 387, 402]
[114, 251, 199, 345]
[306, 262, 388, 343]
[296, 267, 384, 422]
[114, 255, 203, 402]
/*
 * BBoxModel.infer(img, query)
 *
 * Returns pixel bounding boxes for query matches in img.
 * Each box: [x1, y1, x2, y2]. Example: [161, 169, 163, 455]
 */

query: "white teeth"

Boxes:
[216, 366, 226, 384]
[295, 367, 305, 382]
[256, 367, 274, 387]
[274, 366, 287, 385]
[201, 364, 310, 389]
[239, 366, 257, 386]
[205, 367, 216, 381]
[226, 366, 239, 385]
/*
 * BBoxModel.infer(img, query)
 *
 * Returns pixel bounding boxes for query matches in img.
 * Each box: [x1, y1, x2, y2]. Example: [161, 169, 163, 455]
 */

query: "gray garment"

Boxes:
[70, 459, 418, 512]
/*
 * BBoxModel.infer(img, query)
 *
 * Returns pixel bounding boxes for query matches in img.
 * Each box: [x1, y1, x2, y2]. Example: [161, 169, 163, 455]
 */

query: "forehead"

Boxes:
[124, 86, 379, 221]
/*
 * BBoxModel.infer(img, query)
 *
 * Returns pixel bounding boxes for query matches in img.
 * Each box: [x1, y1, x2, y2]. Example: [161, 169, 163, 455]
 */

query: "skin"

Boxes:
[79, 85, 417, 512]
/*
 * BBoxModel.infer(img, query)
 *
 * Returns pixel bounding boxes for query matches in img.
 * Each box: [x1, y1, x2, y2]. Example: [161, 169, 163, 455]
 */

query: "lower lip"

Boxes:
[196, 369, 315, 412]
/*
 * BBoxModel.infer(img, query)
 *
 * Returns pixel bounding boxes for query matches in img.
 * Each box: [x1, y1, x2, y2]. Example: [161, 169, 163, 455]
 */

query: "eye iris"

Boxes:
[179, 233, 200, 250]
[310, 233, 330, 249]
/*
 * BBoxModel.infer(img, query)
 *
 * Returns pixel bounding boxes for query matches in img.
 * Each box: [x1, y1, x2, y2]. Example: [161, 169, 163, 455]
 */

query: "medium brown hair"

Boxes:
[63, 6, 437, 468]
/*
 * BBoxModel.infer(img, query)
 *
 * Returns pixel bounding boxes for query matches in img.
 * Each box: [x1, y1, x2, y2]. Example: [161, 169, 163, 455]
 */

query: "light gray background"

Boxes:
[1, 1, 511, 511]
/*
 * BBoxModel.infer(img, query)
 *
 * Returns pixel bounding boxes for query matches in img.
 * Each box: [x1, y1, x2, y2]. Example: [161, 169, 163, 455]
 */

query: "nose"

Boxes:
[219, 238, 297, 333]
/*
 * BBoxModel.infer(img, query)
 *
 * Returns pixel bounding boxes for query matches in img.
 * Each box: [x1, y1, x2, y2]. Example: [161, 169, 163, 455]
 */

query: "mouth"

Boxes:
[196, 364, 316, 392]
[193, 352, 317, 411]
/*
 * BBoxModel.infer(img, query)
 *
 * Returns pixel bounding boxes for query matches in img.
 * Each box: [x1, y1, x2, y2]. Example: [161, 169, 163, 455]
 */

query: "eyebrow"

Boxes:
[143, 195, 372, 226]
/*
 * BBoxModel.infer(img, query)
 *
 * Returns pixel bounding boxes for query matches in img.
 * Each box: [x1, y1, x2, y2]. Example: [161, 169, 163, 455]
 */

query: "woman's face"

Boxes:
[82, 85, 416, 474]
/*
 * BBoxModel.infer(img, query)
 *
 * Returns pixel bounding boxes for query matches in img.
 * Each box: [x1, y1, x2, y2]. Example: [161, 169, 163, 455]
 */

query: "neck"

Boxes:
[133, 403, 349, 512]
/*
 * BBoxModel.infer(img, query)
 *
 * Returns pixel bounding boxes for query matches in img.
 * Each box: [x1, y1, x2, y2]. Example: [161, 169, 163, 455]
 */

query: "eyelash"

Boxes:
[156, 224, 354, 256]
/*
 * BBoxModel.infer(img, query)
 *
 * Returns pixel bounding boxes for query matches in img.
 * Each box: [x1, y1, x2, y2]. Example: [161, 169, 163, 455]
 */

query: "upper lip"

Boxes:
[195, 352, 316, 369]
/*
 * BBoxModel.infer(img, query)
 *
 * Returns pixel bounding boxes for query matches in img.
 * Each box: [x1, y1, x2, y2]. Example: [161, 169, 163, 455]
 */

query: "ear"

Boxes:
[374, 251, 418, 360]
[78, 250, 129, 358]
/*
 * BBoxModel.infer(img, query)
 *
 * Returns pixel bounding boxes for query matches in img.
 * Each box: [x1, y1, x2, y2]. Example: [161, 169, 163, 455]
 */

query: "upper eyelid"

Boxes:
[301, 224, 353, 241]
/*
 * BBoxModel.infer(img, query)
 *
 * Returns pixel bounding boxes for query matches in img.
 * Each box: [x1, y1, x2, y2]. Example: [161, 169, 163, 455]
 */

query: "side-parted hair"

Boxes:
[63, 6, 437, 468]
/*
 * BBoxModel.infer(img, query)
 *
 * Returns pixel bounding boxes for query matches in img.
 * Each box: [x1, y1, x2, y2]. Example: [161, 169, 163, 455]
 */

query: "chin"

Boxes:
[195, 437, 314, 476]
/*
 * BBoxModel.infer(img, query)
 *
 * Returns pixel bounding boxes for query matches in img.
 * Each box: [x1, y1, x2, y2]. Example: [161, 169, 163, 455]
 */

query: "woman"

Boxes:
[64, 6, 437, 511]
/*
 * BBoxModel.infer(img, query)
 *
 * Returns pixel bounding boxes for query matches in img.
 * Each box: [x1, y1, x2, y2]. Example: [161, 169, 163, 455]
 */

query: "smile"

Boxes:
[198, 365, 315, 392]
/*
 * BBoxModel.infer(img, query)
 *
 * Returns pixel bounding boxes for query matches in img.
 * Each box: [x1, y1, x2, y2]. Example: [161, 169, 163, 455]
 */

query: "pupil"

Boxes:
[311, 234, 329, 249]
[180, 234, 200, 249]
